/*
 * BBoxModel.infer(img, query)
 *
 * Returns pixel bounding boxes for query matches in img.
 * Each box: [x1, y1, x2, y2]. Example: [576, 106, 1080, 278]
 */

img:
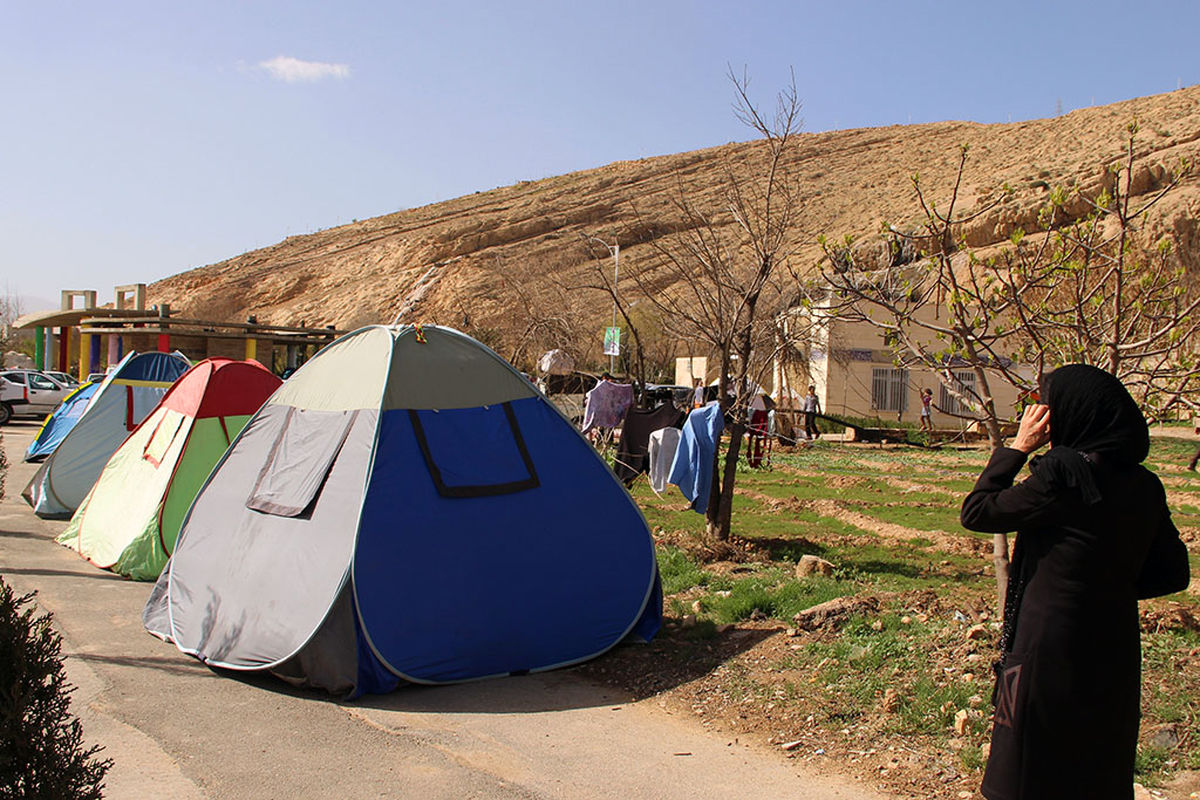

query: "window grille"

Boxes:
[871, 368, 909, 413]
[938, 371, 978, 417]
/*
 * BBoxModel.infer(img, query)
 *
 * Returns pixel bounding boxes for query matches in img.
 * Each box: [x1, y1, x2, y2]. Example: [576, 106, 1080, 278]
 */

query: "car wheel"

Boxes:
[0, 402, 11, 425]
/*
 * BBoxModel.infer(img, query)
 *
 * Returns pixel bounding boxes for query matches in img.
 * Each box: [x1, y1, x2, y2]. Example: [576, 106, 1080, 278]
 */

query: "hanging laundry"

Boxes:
[668, 403, 725, 515]
[613, 403, 684, 485]
[648, 427, 682, 494]
[581, 380, 633, 432]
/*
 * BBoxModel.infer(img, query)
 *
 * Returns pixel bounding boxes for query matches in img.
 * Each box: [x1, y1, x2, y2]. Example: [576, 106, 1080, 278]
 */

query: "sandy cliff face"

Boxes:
[150, 87, 1200, 362]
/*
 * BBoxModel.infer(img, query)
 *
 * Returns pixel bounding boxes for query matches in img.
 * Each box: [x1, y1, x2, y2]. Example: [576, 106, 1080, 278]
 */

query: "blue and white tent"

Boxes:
[145, 325, 661, 697]
[23, 351, 190, 518]
[24, 381, 98, 462]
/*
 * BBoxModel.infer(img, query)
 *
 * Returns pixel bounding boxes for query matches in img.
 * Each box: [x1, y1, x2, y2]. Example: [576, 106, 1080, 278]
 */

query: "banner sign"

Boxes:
[603, 326, 621, 357]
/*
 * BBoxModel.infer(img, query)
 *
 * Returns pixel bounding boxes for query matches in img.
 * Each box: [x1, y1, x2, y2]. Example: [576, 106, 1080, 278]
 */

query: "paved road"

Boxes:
[0, 422, 891, 800]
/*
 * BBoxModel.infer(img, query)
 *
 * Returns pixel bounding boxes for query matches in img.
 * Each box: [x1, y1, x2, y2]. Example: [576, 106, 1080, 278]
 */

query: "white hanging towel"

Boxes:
[648, 427, 682, 495]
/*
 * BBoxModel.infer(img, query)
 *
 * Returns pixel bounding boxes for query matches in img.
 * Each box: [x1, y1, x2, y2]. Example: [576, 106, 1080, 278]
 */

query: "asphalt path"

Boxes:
[0, 422, 891, 800]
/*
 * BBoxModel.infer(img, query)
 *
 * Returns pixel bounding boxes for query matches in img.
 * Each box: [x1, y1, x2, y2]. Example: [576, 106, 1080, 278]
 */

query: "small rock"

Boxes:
[958, 792, 973, 799]
[953, 709, 971, 735]
[900, 615, 912, 625]
[1149, 723, 1180, 750]
[781, 739, 803, 751]
[795, 554, 835, 578]
[870, 619, 884, 631]
[881, 688, 900, 713]
[962, 672, 976, 683]
[966, 624, 988, 640]
[749, 609, 767, 621]
[681, 614, 697, 628]
[691, 600, 703, 614]
[968, 694, 984, 708]
[785, 627, 799, 637]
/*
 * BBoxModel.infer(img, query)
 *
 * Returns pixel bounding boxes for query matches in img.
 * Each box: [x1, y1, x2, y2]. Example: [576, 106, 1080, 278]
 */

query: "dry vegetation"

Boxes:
[151, 87, 1200, 370]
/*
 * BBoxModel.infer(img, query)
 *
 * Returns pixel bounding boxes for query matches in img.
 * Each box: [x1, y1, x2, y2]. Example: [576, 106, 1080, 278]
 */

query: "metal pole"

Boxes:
[609, 243, 619, 373]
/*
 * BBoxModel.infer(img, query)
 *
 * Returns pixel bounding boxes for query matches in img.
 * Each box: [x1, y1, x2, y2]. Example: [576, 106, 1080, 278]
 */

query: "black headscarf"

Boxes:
[1028, 364, 1149, 504]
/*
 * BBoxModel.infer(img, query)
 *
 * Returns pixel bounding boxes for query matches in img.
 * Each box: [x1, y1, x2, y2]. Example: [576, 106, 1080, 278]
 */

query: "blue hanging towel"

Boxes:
[668, 402, 724, 514]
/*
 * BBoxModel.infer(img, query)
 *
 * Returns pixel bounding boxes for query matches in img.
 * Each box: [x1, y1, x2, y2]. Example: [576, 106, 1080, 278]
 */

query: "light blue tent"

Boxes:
[145, 325, 661, 697]
[22, 351, 191, 518]
[24, 381, 98, 462]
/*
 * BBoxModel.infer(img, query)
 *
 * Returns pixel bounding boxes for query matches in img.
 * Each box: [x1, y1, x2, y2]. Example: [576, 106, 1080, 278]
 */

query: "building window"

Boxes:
[938, 371, 978, 417]
[871, 367, 909, 413]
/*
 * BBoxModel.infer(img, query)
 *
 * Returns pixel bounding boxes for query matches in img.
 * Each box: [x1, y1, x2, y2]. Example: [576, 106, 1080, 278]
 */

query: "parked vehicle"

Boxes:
[0, 370, 74, 424]
[42, 370, 80, 387]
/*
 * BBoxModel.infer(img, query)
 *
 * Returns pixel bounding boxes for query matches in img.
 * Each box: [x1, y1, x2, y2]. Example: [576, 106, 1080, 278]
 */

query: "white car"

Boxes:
[43, 370, 81, 388]
[0, 370, 74, 424]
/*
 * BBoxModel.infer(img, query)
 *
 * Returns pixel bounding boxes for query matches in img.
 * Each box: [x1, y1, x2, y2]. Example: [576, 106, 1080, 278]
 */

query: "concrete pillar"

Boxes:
[107, 335, 120, 368]
[58, 327, 70, 372]
[89, 334, 101, 375]
[79, 332, 91, 382]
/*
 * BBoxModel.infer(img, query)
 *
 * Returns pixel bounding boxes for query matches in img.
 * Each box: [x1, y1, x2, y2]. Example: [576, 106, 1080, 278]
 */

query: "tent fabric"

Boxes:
[24, 381, 97, 462]
[54, 358, 280, 579]
[537, 349, 574, 375]
[146, 325, 661, 697]
[22, 351, 191, 518]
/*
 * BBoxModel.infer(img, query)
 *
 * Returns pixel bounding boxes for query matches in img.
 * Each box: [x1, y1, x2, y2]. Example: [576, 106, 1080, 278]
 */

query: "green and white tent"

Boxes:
[57, 358, 281, 580]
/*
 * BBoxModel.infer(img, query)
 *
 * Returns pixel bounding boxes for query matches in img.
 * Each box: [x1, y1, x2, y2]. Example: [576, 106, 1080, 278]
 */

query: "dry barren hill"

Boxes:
[151, 87, 1200, 365]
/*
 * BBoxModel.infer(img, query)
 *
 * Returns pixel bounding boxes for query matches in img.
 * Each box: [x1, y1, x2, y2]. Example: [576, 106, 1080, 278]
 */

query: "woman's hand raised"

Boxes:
[1011, 403, 1051, 454]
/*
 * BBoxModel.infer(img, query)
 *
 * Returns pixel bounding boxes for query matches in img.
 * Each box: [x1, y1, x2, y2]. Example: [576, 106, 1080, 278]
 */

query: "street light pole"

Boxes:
[583, 235, 620, 374]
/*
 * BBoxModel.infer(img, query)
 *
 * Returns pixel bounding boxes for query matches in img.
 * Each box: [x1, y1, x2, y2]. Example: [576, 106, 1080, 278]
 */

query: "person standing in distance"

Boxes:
[802, 385, 821, 441]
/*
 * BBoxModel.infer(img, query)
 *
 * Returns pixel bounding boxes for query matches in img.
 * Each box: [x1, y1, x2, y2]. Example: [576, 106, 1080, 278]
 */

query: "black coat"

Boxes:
[961, 447, 1186, 800]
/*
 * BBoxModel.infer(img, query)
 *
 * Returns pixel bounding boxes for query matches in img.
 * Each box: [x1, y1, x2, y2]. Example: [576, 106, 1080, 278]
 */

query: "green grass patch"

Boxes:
[657, 545, 711, 595]
[699, 572, 853, 624]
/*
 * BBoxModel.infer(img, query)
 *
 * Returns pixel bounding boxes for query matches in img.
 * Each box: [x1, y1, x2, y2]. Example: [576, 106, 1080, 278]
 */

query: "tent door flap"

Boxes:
[246, 407, 358, 517]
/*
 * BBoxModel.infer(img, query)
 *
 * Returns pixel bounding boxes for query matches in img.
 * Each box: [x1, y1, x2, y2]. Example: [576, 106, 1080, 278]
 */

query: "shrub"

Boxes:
[0, 577, 110, 798]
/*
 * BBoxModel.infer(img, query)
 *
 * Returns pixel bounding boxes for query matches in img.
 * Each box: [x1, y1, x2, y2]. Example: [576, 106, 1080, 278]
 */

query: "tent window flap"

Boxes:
[409, 403, 539, 498]
[247, 408, 358, 517]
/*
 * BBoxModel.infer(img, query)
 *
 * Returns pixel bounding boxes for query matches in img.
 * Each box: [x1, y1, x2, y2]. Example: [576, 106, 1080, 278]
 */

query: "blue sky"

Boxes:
[3, 0, 1198, 310]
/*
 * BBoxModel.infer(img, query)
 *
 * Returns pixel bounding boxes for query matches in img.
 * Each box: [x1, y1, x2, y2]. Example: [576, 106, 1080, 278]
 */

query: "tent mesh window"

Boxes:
[871, 367, 909, 413]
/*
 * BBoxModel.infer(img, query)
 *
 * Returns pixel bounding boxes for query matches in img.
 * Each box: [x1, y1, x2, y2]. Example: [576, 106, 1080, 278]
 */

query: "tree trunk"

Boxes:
[704, 448, 724, 539]
[993, 533, 1010, 618]
[704, 420, 745, 542]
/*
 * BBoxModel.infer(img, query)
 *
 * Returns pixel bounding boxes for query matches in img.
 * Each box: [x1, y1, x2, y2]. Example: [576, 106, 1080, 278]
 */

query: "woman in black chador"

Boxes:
[961, 364, 1190, 800]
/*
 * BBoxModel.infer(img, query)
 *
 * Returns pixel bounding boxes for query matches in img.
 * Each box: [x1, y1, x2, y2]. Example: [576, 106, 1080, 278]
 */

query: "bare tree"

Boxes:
[628, 68, 805, 542]
[811, 125, 1200, 612]
[465, 254, 598, 372]
[814, 145, 1022, 449]
[1000, 121, 1200, 419]
[0, 285, 26, 364]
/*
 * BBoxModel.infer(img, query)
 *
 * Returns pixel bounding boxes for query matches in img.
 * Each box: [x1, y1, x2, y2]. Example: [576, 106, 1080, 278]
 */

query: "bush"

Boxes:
[0, 577, 110, 798]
